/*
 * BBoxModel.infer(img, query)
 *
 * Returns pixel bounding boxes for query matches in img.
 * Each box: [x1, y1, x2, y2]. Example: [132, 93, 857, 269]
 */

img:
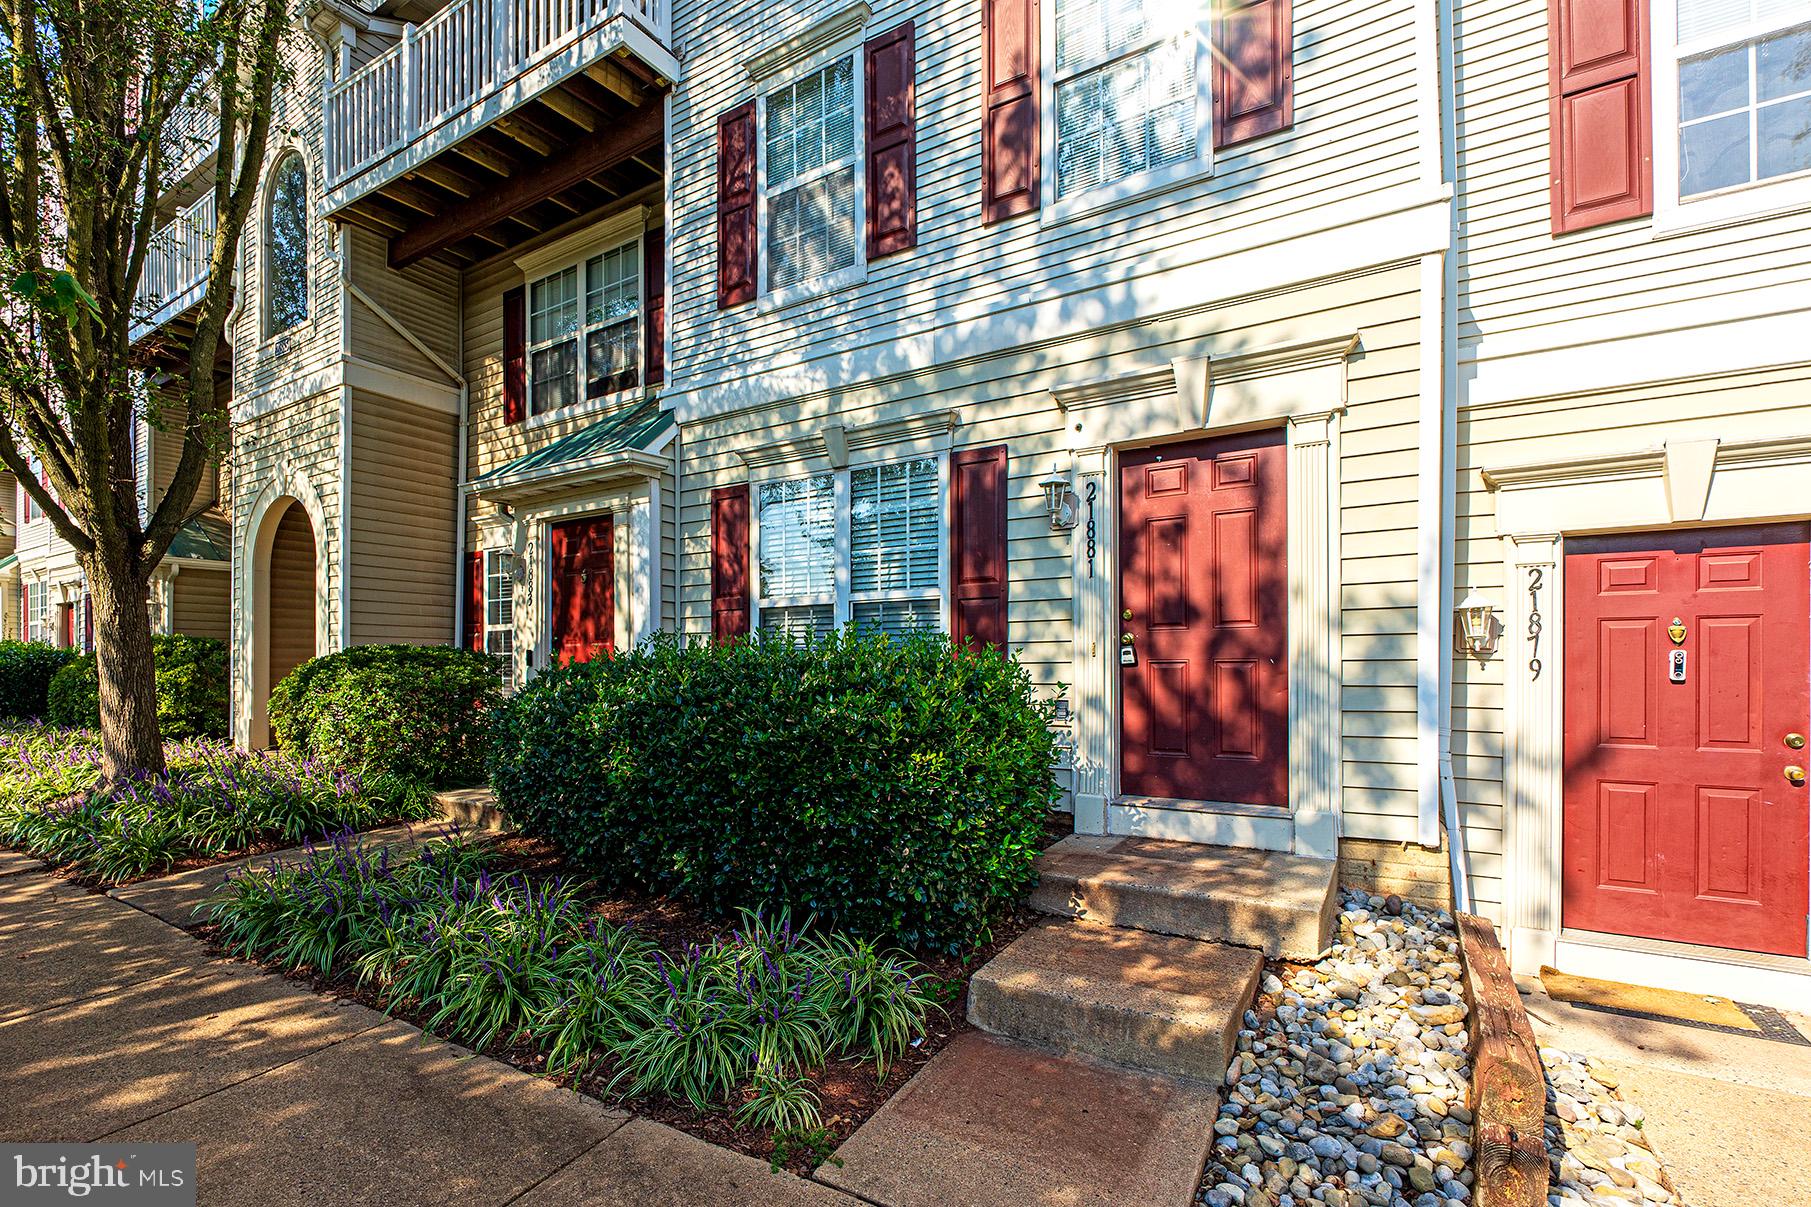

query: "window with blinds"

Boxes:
[484, 550, 516, 688]
[764, 56, 861, 292]
[1673, 0, 1811, 197]
[756, 458, 945, 641]
[1052, 0, 1209, 200]
[527, 236, 642, 418]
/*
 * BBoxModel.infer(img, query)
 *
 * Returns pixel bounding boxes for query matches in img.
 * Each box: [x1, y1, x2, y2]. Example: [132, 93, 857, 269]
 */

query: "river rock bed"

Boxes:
[1541, 1048, 1681, 1206]
[1196, 889, 1474, 1207]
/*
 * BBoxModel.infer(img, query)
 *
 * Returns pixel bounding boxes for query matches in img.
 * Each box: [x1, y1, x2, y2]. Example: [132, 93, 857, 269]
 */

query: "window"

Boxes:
[527, 239, 641, 418]
[483, 550, 516, 687]
[1050, 0, 1212, 202]
[25, 581, 48, 645]
[762, 53, 863, 295]
[756, 456, 944, 640]
[1659, 0, 1811, 220]
[265, 152, 309, 336]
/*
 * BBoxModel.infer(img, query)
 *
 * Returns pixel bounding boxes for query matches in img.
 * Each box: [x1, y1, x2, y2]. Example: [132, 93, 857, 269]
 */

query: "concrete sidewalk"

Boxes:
[1521, 979, 1811, 1207]
[0, 864, 856, 1206]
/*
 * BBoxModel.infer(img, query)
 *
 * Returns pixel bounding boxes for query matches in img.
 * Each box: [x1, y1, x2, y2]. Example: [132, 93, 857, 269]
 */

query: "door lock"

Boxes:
[1121, 632, 1135, 645]
[1787, 733, 1807, 750]
[1122, 609, 1133, 621]
[1787, 765, 1807, 787]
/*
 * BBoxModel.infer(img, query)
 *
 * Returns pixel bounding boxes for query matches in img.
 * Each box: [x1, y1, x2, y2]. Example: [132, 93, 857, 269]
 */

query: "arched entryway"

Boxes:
[247, 495, 321, 749]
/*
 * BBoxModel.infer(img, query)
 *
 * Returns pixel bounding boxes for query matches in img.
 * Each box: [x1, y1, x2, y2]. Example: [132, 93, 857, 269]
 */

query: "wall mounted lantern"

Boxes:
[1454, 588, 1501, 658]
[1039, 467, 1080, 531]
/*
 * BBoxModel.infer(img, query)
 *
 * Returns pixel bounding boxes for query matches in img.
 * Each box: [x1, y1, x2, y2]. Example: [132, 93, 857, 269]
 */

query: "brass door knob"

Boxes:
[1787, 733, 1807, 750]
[1787, 766, 1807, 787]
[1121, 632, 1135, 645]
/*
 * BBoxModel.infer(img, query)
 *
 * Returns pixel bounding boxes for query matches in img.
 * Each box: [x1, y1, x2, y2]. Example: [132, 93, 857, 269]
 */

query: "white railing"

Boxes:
[161, 102, 220, 190]
[136, 190, 216, 333]
[325, 0, 668, 191]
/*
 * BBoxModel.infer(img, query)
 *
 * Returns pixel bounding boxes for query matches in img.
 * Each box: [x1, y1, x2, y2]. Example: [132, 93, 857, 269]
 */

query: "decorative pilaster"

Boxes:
[1068, 445, 1113, 834]
[1503, 533, 1563, 964]
[1287, 412, 1342, 858]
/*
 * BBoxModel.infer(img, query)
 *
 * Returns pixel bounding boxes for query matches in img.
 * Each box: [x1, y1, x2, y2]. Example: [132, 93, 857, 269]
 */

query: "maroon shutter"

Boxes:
[502, 286, 526, 425]
[717, 101, 758, 307]
[951, 445, 1009, 651]
[643, 225, 666, 385]
[711, 485, 751, 642]
[982, 0, 1040, 224]
[465, 551, 484, 653]
[866, 21, 918, 258]
[1215, 0, 1294, 147]
[1549, 0, 1652, 233]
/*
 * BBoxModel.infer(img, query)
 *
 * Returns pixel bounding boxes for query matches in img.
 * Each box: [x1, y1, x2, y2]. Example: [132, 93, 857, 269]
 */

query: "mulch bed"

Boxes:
[192, 811, 1072, 1174]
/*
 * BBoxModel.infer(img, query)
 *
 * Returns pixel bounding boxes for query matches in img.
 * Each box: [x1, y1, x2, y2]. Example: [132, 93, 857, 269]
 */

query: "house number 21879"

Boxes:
[1526, 567, 1544, 681]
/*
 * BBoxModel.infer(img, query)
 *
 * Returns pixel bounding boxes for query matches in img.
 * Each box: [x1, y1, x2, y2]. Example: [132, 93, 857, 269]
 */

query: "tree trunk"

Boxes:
[84, 552, 166, 781]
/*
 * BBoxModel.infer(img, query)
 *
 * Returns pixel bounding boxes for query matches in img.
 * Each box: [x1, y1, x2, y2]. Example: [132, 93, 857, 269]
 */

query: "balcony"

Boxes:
[323, 0, 677, 266]
[133, 190, 216, 347]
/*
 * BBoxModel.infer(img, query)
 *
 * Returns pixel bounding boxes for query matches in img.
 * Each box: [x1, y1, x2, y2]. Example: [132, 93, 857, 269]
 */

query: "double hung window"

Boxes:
[762, 54, 863, 295]
[527, 240, 641, 418]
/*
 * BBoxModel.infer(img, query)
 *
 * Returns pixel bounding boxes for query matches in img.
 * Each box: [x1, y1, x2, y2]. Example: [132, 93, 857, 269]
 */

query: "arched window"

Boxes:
[265, 152, 309, 336]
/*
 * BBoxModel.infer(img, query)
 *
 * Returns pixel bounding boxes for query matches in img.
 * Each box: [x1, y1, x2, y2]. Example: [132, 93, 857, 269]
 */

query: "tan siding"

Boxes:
[348, 394, 457, 646]
[347, 225, 461, 385]
[171, 569, 230, 641]
[232, 392, 343, 655]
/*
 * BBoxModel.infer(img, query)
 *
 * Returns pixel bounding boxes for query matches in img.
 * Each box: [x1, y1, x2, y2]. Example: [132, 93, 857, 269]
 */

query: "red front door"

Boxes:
[550, 516, 615, 665]
[1563, 525, 1811, 957]
[1119, 431, 1288, 805]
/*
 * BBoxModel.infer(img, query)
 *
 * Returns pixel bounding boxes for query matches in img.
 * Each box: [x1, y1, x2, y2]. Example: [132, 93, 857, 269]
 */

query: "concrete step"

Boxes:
[1030, 834, 1337, 960]
[967, 919, 1263, 1083]
[434, 787, 510, 832]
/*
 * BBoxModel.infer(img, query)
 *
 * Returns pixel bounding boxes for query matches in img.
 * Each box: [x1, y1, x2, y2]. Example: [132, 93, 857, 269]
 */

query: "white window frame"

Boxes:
[756, 41, 870, 311]
[1653, 1, 1811, 233]
[524, 235, 644, 429]
[262, 148, 311, 342]
[1040, 0, 1217, 225]
[750, 452, 950, 637]
[25, 580, 49, 645]
[483, 549, 517, 689]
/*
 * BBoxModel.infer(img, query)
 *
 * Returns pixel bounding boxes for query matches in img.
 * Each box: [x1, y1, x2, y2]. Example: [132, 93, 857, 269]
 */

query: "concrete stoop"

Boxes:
[968, 918, 1263, 1083]
[1030, 833, 1338, 959]
[433, 786, 510, 832]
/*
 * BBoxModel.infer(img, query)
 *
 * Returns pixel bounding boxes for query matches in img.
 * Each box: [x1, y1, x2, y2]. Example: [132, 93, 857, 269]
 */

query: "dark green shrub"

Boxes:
[0, 641, 78, 720]
[44, 634, 229, 740]
[269, 644, 500, 787]
[489, 631, 1061, 953]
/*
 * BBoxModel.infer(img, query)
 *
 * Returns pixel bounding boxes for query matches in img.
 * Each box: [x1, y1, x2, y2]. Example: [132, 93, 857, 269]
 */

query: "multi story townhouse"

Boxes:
[156, 0, 1811, 1007]
[1448, 0, 1811, 1003]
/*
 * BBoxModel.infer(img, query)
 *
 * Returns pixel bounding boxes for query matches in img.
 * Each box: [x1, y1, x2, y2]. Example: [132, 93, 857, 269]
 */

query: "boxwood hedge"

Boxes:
[489, 631, 1060, 953]
[269, 644, 500, 788]
[46, 634, 230, 740]
[0, 641, 78, 721]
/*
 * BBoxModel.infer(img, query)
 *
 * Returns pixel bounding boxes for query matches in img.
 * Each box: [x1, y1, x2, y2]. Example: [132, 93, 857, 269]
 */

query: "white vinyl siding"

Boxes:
[1051, 0, 1209, 201]
[761, 53, 863, 298]
[756, 456, 945, 639]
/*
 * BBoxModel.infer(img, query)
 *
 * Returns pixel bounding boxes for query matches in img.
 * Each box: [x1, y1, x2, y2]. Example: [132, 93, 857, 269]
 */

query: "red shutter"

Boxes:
[711, 484, 751, 642]
[643, 225, 666, 386]
[866, 21, 918, 258]
[1215, 0, 1294, 147]
[1549, 0, 1651, 233]
[951, 445, 1009, 651]
[502, 286, 526, 425]
[717, 101, 758, 308]
[465, 551, 484, 653]
[982, 0, 1040, 224]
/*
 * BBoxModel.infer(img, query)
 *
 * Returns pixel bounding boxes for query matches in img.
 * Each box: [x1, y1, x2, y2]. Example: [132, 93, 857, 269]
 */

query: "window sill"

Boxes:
[1040, 157, 1215, 229]
[1651, 171, 1811, 239]
[525, 385, 644, 433]
[758, 263, 868, 315]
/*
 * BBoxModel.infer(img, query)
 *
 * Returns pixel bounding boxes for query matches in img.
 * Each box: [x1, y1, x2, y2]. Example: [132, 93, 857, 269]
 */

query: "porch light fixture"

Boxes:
[1039, 467, 1079, 531]
[1454, 589, 1500, 658]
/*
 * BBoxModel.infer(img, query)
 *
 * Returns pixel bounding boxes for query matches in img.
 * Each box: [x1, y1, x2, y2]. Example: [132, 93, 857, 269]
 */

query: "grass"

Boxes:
[198, 827, 940, 1133]
[0, 723, 438, 884]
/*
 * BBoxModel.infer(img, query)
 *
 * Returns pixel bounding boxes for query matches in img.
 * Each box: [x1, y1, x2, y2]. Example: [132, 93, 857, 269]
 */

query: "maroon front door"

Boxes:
[1563, 525, 1811, 956]
[550, 516, 615, 665]
[1119, 431, 1288, 805]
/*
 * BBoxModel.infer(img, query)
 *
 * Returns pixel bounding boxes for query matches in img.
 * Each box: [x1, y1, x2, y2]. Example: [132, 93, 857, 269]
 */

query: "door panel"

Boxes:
[1119, 430, 1288, 805]
[1563, 525, 1810, 957]
[549, 516, 615, 666]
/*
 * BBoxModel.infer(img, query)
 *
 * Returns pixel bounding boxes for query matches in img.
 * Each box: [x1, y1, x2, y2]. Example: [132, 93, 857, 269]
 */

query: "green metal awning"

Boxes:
[166, 513, 230, 563]
[471, 396, 674, 496]
[0, 554, 17, 574]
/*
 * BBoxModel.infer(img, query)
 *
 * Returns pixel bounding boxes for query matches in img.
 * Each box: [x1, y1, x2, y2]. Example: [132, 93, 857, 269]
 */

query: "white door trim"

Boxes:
[1062, 336, 1355, 859]
[1484, 433, 1811, 996]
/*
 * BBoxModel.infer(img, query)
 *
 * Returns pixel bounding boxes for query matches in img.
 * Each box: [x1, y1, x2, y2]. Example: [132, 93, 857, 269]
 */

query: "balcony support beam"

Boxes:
[387, 100, 663, 270]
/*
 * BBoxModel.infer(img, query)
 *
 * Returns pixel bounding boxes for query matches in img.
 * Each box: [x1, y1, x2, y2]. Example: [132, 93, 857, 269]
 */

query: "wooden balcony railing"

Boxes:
[324, 0, 671, 201]
[134, 190, 216, 339]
